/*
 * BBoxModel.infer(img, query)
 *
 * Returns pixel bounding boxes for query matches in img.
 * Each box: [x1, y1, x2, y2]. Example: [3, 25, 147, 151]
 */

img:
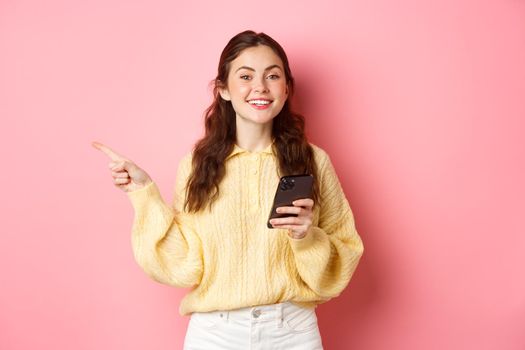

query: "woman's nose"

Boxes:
[253, 77, 269, 93]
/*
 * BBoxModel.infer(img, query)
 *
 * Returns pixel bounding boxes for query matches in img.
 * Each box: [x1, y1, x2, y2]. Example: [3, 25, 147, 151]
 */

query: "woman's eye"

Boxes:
[240, 75, 251, 80]
[267, 74, 280, 80]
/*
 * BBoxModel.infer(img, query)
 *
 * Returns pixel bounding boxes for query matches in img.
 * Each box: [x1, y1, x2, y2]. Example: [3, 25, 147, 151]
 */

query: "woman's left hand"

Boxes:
[269, 198, 314, 239]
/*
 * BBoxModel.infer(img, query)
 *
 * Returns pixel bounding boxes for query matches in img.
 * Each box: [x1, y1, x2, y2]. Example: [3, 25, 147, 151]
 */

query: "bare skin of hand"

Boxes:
[269, 198, 314, 239]
[92, 141, 153, 192]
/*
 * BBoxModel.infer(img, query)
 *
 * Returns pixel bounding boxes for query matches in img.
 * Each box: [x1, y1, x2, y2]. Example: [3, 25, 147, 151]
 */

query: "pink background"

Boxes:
[1, 0, 524, 349]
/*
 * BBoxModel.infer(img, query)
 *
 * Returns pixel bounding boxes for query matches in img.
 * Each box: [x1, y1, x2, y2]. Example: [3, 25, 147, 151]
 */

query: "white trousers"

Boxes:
[183, 301, 324, 350]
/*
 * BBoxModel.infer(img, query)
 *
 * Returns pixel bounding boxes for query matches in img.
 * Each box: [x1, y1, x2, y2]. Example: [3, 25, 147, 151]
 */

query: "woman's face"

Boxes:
[219, 45, 289, 127]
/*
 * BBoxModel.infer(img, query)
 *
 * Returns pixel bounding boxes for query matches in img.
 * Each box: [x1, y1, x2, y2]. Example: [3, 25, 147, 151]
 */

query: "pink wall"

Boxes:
[1, 0, 524, 349]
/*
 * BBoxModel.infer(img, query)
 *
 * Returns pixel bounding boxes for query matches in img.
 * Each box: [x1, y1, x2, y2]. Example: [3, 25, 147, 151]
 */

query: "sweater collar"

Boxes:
[226, 140, 274, 160]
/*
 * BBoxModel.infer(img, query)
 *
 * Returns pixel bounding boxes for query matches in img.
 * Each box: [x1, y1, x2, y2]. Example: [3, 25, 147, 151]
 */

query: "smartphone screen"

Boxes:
[267, 174, 314, 229]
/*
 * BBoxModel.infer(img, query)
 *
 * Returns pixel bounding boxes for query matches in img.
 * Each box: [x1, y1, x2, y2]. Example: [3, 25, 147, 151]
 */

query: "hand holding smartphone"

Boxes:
[267, 174, 314, 229]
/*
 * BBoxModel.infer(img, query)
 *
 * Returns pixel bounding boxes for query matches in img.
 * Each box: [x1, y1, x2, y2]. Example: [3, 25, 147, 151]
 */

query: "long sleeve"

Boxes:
[287, 152, 364, 300]
[127, 154, 203, 288]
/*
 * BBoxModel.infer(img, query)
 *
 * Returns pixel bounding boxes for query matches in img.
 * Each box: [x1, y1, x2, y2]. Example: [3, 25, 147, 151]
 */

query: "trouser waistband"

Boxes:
[194, 301, 289, 328]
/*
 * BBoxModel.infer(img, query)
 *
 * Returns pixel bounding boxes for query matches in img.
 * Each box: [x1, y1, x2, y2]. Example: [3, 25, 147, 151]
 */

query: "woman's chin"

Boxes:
[236, 114, 277, 126]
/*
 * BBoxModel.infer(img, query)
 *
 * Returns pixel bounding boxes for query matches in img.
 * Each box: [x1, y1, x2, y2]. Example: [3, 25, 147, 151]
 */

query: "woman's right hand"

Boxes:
[92, 141, 153, 192]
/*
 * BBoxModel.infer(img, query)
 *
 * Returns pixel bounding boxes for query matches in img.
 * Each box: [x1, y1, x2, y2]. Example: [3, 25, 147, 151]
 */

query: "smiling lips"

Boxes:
[248, 99, 273, 110]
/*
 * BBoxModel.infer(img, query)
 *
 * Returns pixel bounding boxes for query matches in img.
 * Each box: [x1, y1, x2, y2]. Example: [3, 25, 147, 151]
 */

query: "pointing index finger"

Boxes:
[91, 141, 126, 161]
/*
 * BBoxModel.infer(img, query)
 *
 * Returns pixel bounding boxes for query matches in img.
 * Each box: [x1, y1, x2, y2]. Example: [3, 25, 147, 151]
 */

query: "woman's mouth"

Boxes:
[248, 99, 273, 110]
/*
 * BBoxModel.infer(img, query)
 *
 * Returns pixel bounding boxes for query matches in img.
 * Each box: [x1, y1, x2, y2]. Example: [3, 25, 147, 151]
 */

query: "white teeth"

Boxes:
[248, 100, 271, 105]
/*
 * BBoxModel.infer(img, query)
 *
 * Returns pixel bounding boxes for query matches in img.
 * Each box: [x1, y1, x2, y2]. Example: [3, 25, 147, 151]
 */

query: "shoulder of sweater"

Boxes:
[308, 142, 327, 156]
[179, 151, 193, 168]
[172, 151, 193, 182]
[308, 142, 331, 169]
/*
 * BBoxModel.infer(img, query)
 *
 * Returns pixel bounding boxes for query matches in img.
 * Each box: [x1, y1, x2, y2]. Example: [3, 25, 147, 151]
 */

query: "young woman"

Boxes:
[93, 30, 364, 350]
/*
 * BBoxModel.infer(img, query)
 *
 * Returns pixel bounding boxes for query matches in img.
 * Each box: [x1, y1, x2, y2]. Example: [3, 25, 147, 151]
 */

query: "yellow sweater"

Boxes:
[127, 142, 364, 316]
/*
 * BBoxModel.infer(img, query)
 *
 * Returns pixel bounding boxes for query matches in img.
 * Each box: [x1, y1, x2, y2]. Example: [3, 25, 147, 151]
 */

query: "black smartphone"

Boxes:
[267, 174, 314, 229]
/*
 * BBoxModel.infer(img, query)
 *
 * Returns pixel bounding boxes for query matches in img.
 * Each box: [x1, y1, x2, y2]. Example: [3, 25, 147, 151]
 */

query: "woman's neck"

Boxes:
[235, 117, 273, 152]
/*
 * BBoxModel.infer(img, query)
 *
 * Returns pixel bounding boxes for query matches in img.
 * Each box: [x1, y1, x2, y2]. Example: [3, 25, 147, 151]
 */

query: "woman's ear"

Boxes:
[218, 84, 231, 101]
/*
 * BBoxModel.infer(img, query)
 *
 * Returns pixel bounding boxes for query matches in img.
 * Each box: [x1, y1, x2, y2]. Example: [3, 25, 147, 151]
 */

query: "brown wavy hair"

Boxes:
[184, 30, 320, 213]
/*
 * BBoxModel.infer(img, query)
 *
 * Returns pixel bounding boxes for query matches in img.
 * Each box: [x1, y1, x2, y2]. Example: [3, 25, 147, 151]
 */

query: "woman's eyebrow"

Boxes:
[235, 64, 283, 73]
